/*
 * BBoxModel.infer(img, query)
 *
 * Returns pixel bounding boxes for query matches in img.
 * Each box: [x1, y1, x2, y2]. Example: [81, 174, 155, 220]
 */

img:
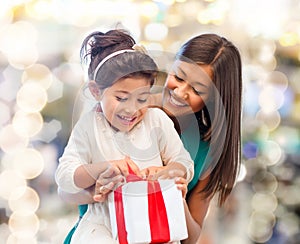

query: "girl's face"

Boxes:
[162, 60, 213, 117]
[100, 77, 151, 132]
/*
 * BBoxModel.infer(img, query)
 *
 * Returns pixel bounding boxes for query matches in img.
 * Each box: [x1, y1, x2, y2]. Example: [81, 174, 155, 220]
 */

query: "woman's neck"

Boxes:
[170, 113, 198, 135]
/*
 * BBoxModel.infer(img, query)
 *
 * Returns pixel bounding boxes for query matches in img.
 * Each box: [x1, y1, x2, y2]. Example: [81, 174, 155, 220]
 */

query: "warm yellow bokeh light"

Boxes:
[12, 110, 43, 137]
[247, 211, 275, 243]
[0, 124, 29, 154]
[7, 45, 39, 70]
[16, 83, 48, 113]
[139, 2, 159, 18]
[7, 234, 38, 244]
[8, 211, 40, 238]
[12, 148, 44, 179]
[0, 21, 38, 69]
[252, 193, 278, 212]
[261, 140, 283, 166]
[8, 186, 40, 213]
[22, 64, 53, 90]
[0, 5, 14, 28]
[279, 32, 298, 47]
[256, 109, 281, 131]
[0, 101, 10, 126]
[258, 85, 284, 113]
[265, 71, 289, 91]
[0, 170, 27, 200]
[25, 0, 53, 20]
[144, 23, 168, 41]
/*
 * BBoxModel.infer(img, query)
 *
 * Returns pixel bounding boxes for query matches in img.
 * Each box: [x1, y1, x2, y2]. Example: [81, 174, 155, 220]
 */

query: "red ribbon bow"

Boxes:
[114, 164, 170, 244]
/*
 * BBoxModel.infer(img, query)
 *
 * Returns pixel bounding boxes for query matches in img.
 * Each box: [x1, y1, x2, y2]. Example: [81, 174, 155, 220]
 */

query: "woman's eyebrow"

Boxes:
[191, 81, 208, 88]
[177, 66, 187, 78]
[178, 66, 208, 88]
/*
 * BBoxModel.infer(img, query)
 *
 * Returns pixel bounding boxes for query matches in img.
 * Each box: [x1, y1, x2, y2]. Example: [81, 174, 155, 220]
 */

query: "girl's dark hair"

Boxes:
[178, 33, 242, 206]
[80, 29, 157, 88]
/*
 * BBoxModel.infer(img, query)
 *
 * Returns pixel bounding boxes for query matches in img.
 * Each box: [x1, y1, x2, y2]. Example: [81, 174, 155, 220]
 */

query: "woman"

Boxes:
[59, 33, 242, 244]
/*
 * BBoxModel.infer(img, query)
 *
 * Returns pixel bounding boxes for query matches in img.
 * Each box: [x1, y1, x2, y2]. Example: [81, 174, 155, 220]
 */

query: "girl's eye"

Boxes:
[137, 98, 148, 103]
[116, 96, 128, 102]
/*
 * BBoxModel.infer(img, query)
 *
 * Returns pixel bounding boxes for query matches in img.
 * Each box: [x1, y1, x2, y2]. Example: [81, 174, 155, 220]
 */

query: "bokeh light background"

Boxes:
[0, 0, 300, 243]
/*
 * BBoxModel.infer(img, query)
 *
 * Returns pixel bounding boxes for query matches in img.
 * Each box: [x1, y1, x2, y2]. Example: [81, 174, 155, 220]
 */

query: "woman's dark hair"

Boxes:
[178, 33, 242, 206]
[80, 29, 157, 88]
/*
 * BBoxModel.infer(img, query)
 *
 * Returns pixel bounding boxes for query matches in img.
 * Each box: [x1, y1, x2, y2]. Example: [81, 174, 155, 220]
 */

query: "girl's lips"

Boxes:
[117, 114, 137, 125]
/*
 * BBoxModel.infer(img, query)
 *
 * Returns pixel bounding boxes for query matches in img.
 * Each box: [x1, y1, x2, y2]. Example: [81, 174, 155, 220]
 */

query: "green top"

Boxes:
[63, 204, 87, 244]
[180, 122, 210, 192]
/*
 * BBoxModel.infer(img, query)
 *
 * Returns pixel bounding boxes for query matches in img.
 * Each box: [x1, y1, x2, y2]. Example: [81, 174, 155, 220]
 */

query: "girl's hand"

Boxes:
[93, 156, 141, 202]
[110, 156, 142, 177]
[93, 165, 122, 202]
[140, 166, 165, 180]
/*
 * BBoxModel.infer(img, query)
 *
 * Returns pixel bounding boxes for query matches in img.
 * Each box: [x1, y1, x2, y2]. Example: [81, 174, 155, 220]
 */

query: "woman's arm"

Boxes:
[182, 176, 212, 244]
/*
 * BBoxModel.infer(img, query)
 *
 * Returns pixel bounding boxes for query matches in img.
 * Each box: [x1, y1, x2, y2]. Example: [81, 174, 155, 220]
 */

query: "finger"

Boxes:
[124, 156, 142, 177]
[140, 168, 149, 179]
[100, 182, 115, 194]
[93, 193, 107, 202]
[101, 165, 121, 179]
[153, 169, 167, 180]
[97, 174, 124, 187]
[169, 169, 185, 178]
[175, 177, 187, 184]
[94, 181, 115, 200]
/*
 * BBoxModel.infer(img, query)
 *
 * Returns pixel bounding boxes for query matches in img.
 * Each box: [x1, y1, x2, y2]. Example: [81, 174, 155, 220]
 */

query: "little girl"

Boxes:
[55, 29, 194, 243]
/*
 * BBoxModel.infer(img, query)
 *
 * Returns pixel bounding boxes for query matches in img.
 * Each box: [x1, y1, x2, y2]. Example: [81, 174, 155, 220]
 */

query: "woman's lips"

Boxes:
[168, 92, 188, 107]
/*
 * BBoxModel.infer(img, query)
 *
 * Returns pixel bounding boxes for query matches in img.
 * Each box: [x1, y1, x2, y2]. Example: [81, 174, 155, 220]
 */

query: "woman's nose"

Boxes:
[174, 85, 188, 100]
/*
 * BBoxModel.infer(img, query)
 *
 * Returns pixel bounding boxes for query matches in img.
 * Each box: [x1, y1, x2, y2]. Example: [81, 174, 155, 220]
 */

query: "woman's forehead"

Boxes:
[173, 60, 213, 85]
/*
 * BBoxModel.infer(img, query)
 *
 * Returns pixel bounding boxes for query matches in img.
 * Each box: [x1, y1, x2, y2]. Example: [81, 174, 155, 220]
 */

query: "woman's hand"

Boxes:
[141, 165, 188, 198]
[151, 162, 186, 181]
[175, 177, 188, 198]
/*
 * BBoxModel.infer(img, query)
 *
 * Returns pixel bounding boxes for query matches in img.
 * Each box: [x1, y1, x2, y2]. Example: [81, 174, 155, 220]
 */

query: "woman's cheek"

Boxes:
[165, 75, 176, 89]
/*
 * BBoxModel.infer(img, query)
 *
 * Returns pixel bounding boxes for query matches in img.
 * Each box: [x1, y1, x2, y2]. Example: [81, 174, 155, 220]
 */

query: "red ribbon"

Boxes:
[114, 186, 128, 244]
[113, 164, 170, 243]
[148, 180, 170, 243]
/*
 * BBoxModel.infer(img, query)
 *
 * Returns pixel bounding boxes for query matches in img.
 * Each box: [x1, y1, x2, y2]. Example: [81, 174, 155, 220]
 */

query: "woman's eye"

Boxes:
[174, 75, 184, 82]
[192, 87, 205, 96]
[116, 96, 127, 102]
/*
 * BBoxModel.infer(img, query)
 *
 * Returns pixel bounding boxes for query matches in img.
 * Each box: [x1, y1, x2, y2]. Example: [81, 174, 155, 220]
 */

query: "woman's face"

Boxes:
[100, 77, 151, 132]
[162, 60, 213, 117]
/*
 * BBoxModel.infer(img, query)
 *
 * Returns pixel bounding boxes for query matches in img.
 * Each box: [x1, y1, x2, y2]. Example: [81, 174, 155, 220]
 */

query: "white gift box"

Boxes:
[108, 179, 188, 244]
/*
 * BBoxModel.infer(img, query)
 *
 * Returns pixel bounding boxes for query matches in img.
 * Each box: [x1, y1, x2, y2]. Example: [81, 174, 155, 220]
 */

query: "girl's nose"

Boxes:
[124, 99, 138, 114]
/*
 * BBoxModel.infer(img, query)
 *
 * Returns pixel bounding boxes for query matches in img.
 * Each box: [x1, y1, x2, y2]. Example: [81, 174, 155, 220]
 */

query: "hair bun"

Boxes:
[91, 46, 102, 58]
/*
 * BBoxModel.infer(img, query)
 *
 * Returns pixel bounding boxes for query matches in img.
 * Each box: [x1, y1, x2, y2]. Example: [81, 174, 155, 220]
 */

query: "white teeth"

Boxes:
[119, 115, 134, 121]
[170, 95, 187, 107]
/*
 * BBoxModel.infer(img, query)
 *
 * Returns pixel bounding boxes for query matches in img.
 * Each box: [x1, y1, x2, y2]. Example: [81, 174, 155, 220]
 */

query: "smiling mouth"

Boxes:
[169, 92, 188, 107]
[117, 114, 137, 124]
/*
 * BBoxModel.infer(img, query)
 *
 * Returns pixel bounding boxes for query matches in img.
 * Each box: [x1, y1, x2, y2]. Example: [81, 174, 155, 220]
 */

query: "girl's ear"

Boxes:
[88, 81, 101, 100]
